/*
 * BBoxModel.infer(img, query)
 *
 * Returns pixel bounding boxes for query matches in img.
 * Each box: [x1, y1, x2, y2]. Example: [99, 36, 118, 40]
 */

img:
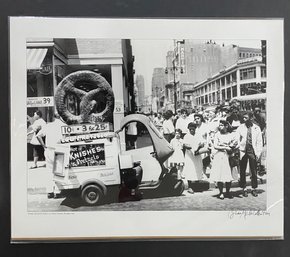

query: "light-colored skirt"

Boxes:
[183, 150, 203, 181]
[210, 151, 233, 183]
[169, 149, 184, 165]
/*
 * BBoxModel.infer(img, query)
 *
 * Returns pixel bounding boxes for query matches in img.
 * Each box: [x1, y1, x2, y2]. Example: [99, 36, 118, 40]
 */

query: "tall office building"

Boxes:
[135, 74, 145, 109]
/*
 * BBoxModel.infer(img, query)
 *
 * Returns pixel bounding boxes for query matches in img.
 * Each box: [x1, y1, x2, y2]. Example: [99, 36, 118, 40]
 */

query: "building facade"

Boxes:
[192, 56, 266, 109]
[164, 40, 263, 111]
[151, 67, 167, 111]
[27, 38, 135, 127]
[27, 38, 135, 157]
[135, 74, 145, 112]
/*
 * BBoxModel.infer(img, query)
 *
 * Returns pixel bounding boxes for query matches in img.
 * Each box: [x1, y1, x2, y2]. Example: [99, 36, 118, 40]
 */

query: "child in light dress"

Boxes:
[168, 129, 185, 179]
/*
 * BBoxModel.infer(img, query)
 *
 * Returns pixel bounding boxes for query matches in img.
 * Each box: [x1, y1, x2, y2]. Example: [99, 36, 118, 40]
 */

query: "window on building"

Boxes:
[209, 94, 211, 103]
[216, 80, 220, 88]
[201, 87, 204, 94]
[226, 88, 231, 100]
[232, 72, 237, 82]
[212, 92, 216, 103]
[222, 89, 226, 101]
[226, 75, 230, 85]
[261, 82, 267, 93]
[261, 66, 267, 78]
[232, 86, 237, 97]
[239, 53, 242, 58]
[240, 67, 256, 80]
[201, 96, 204, 104]
[221, 79, 225, 87]
[205, 85, 208, 92]
[212, 83, 216, 90]
[240, 82, 264, 95]
[205, 95, 208, 103]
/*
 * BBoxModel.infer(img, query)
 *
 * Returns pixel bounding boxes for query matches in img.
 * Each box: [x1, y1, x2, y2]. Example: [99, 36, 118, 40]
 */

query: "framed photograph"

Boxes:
[10, 17, 284, 241]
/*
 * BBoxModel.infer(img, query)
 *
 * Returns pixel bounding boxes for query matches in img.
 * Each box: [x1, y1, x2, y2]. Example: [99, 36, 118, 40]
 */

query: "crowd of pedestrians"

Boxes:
[151, 104, 266, 199]
[27, 105, 266, 201]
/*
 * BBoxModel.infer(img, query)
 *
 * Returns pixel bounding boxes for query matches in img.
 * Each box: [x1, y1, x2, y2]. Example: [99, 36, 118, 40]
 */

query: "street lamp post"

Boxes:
[165, 58, 183, 114]
[165, 40, 185, 114]
[172, 61, 177, 114]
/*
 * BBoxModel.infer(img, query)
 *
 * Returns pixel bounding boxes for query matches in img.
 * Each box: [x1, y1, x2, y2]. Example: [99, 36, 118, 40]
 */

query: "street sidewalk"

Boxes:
[27, 161, 267, 195]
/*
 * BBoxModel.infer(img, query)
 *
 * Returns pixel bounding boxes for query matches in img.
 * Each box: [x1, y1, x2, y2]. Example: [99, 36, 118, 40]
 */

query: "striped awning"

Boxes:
[26, 48, 48, 70]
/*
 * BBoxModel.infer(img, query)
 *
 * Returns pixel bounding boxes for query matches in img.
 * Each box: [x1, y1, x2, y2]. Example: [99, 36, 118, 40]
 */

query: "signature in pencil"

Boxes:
[228, 210, 270, 219]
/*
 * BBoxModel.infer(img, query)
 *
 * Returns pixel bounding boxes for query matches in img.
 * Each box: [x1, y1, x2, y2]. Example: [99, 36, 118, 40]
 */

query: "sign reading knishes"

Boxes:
[61, 123, 111, 135]
[70, 143, 106, 167]
[27, 97, 54, 107]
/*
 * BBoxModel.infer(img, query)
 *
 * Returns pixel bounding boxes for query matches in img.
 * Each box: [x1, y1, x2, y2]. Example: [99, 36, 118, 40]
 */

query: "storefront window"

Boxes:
[27, 46, 54, 161]
[27, 47, 54, 122]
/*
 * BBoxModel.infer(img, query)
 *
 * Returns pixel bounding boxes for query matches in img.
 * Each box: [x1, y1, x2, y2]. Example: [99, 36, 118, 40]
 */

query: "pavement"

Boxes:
[27, 160, 266, 195]
[27, 181, 267, 212]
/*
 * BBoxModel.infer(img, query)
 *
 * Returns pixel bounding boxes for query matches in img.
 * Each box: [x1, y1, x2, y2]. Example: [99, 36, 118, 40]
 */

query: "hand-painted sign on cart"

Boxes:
[69, 143, 105, 167]
[61, 123, 112, 135]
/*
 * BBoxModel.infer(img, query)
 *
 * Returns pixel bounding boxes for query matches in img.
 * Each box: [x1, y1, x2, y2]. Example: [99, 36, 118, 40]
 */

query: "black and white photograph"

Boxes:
[10, 17, 284, 240]
[26, 38, 267, 211]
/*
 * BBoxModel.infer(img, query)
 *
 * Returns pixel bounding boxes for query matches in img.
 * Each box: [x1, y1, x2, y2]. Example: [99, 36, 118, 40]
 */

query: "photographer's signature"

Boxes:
[228, 210, 270, 219]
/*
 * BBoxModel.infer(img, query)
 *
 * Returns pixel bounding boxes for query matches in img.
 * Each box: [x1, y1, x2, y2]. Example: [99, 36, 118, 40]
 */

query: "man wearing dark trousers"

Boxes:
[237, 112, 263, 197]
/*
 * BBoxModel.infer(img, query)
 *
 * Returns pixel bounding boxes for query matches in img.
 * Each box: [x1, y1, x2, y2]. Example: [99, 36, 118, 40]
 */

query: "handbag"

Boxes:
[228, 151, 240, 168]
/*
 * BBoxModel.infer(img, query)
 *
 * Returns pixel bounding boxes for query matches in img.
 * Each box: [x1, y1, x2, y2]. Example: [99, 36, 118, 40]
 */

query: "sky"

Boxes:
[131, 39, 262, 96]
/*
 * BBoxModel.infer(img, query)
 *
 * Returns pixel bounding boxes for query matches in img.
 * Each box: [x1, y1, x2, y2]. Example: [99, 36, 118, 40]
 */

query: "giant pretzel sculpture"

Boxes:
[55, 71, 114, 125]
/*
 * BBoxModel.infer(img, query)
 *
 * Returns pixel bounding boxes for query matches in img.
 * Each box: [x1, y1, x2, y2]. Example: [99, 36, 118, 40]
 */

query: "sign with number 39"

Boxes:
[27, 96, 54, 107]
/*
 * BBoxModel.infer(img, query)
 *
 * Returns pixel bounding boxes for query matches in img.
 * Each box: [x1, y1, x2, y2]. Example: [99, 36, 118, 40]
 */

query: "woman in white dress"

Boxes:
[210, 120, 236, 199]
[183, 122, 205, 193]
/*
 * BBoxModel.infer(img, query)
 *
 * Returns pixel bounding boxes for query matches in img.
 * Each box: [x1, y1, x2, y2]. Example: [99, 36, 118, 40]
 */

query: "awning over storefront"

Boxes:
[26, 48, 48, 70]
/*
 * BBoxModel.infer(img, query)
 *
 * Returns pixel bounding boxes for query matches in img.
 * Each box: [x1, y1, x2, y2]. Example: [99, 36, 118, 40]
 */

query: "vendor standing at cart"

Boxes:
[36, 113, 66, 198]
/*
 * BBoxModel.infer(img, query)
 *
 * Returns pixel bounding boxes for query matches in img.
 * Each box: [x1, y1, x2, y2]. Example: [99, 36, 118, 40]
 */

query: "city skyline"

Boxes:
[131, 39, 262, 96]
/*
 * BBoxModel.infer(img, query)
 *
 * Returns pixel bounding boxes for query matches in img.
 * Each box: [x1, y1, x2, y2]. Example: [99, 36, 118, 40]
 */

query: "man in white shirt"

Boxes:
[162, 110, 175, 142]
[236, 112, 263, 197]
[126, 122, 138, 149]
[36, 113, 66, 198]
[27, 110, 46, 168]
